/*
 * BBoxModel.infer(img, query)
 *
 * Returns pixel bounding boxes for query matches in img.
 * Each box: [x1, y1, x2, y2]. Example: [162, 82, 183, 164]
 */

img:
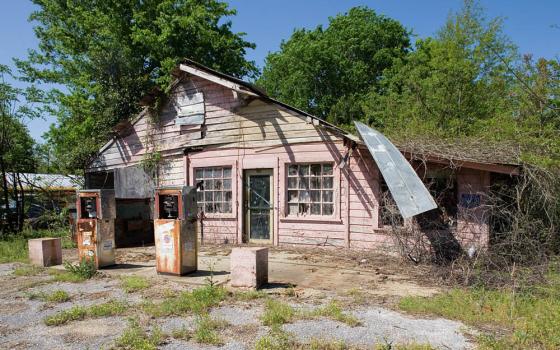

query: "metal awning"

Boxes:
[354, 121, 437, 218]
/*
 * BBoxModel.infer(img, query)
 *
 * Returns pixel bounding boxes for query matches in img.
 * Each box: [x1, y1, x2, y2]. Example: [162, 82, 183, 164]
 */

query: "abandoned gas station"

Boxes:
[82, 59, 520, 260]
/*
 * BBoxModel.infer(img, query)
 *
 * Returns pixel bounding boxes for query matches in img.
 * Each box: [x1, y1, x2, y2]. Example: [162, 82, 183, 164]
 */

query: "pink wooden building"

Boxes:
[87, 60, 520, 253]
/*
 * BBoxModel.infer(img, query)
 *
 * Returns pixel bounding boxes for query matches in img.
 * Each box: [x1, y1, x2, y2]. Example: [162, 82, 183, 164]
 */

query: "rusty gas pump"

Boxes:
[153, 186, 198, 275]
[76, 189, 116, 268]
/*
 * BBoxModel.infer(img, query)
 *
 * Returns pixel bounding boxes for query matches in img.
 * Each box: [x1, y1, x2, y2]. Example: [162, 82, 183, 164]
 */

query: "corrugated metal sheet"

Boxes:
[354, 121, 437, 218]
[6, 173, 79, 190]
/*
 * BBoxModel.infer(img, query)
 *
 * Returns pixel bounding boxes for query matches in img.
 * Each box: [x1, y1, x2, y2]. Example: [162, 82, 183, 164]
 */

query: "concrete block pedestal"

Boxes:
[230, 247, 268, 289]
[28, 237, 62, 267]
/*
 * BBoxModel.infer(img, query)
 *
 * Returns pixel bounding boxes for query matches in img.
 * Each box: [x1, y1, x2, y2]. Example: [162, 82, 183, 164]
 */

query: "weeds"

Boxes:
[120, 276, 151, 293]
[113, 318, 164, 350]
[142, 285, 226, 317]
[27, 289, 70, 303]
[193, 315, 228, 345]
[261, 299, 359, 327]
[13, 265, 44, 276]
[0, 228, 75, 264]
[399, 270, 560, 349]
[233, 289, 268, 301]
[304, 300, 361, 327]
[254, 326, 298, 350]
[0, 237, 28, 263]
[261, 299, 296, 326]
[44, 300, 129, 326]
[63, 259, 96, 279]
[48, 268, 87, 283]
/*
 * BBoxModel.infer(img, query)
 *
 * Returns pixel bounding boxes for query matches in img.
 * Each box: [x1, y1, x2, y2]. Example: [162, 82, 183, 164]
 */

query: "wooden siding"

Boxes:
[187, 142, 384, 248]
[89, 75, 338, 175]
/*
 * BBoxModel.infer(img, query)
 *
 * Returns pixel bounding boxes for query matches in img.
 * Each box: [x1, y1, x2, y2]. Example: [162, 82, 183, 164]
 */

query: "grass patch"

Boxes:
[48, 268, 87, 283]
[0, 237, 28, 263]
[120, 275, 151, 293]
[44, 300, 129, 326]
[261, 299, 297, 326]
[113, 318, 164, 350]
[142, 285, 227, 317]
[261, 299, 359, 328]
[13, 264, 45, 276]
[255, 327, 298, 350]
[63, 260, 96, 279]
[233, 289, 268, 301]
[193, 315, 228, 345]
[27, 289, 70, 303]
[0, 228, 75, 264]
[399, 270, 560, 349]
[374, 343, 435, 350]
[304, 300, 361, 327]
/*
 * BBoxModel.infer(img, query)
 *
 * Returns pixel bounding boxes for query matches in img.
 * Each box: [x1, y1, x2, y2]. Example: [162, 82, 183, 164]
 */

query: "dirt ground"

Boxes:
[0, 245, 474, 349]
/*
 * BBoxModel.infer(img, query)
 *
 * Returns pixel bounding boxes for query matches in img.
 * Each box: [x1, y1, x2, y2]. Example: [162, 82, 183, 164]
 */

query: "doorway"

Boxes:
[244, 169, 273, 243]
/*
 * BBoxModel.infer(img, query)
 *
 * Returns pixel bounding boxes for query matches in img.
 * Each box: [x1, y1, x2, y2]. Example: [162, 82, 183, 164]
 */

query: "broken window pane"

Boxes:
[310, 164, 321, 176]
[288, 164, 298, 176]
[299, 190, 310, 202]
[310, 177, 321, 189]
[299, 203, 310, 215]
[310, 190, 321, 202]
[311, 204, 321, 215]
[298, 177, 309, 189]
[298, 165, 309, 176]
[289, 203, 298, 215]
[287, 177, 298, 189]
[288, 191, 298, 203]
[223, 179, 231, 190]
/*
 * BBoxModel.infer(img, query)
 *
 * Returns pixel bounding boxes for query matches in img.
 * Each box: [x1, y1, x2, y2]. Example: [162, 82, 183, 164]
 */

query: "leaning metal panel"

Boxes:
[354, 121, 437, 218]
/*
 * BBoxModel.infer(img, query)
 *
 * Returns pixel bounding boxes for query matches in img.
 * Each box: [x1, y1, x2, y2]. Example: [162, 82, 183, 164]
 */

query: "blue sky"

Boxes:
[1, 0, 558, 142]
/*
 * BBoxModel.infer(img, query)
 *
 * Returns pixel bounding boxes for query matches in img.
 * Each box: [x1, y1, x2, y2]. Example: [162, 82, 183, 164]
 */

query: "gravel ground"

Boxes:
[283, 308, 472, 349]
[0, 258, 474, 350]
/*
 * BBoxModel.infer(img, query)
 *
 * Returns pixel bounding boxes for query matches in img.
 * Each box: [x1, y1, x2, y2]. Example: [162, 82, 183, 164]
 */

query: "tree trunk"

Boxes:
[0, 156, 11, 234]
[16, 172, 24, 232]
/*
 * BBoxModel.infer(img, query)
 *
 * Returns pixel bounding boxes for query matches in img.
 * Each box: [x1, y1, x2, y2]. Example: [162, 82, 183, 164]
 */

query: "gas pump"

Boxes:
[154, 186, 198, 275]
[76, 189, 116, 268]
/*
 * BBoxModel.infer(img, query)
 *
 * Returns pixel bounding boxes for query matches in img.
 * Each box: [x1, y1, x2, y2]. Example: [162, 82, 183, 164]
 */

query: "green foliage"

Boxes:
[193, 315, 228, 345]
[120, 275, 151, 293]
[113, 318, 164, 350]
[44, 300, 129, 326]
[63, 259, 97, 280]
[399, 266, 560, 349]
[233, 289, 268, 301]
[258, 6, 410, 129]
[27, 289, 70, 303]
[18, 0, 257, 171]
[254, 327, 298, 350]
[261, 299, 296, 326]
[303, 300, 361, 327]
[142, 284, 226, 317]
[0, 228, 73, 263]
[0, 238, 29, 263]
[13, 265, 45, 276]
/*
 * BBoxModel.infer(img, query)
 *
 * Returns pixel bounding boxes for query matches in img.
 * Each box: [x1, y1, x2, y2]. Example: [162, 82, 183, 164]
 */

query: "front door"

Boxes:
[244, 169, 273, 243]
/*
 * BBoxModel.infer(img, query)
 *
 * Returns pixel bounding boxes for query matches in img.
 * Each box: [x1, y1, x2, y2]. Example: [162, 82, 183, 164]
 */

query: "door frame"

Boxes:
[243, 168, 274, 244]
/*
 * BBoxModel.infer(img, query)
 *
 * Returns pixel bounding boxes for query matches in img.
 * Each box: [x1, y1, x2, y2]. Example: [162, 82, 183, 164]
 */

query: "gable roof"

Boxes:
[177, 59, 360, 143]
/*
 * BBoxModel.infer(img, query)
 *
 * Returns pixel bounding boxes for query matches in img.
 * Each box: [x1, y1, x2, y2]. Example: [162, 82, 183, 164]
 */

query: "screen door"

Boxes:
[244, 169, 273, 243]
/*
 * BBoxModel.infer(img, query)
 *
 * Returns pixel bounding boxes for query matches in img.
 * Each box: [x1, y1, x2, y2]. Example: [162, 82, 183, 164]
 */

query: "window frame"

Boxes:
[189, 159, 237, 219]
[280, 161, 341, 222]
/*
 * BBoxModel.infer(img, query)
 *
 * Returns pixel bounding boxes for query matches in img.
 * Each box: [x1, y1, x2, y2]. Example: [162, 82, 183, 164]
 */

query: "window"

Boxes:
[195, 167, 232, 214]
[287, 163, 334, 216]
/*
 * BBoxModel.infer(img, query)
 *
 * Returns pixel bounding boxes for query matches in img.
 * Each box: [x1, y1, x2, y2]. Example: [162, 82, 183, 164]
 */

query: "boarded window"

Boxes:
[195, 167, 232, 214]
[286, 163, 334, 216]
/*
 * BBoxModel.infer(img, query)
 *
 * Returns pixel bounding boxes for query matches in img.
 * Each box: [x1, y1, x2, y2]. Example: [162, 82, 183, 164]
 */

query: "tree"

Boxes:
[257, 7, 410, 129]
[17, 0, 257, 171]
[364, 0, 517, 136]
[0, 65, 36, 233]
